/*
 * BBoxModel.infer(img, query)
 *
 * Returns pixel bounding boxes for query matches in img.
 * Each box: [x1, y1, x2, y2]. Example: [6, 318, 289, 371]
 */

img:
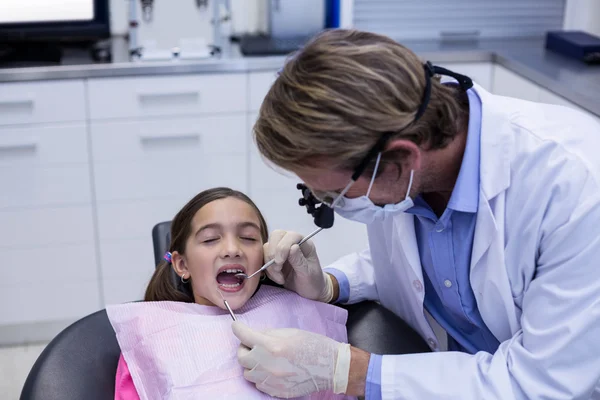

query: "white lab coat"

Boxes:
[327, 84, 600, 400]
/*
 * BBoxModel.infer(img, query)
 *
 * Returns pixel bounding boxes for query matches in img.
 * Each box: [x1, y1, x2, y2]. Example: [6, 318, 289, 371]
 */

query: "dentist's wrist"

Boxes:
[346, 346, 369, 397]
[320, 273, 338, 303]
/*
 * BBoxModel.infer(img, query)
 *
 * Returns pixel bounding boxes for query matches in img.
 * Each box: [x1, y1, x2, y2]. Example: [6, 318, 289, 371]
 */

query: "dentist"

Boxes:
[231, 28, 600, 399]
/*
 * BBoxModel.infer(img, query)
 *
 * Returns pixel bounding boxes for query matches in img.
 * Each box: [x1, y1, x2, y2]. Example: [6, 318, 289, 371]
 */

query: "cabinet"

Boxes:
[0, 81, 99, 338]
[493, 65, 600, 124]
[87, 74, 249, 305]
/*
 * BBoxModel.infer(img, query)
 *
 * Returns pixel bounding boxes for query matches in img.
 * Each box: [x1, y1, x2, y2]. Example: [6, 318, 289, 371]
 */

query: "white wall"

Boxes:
[563, 0, 600, 36]
[109, 0, 267, 36]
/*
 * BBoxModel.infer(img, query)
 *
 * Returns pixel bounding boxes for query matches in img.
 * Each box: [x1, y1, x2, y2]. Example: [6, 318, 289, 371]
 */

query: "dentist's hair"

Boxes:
[144, 187, 269, 303]
[253, 28, 469, 175]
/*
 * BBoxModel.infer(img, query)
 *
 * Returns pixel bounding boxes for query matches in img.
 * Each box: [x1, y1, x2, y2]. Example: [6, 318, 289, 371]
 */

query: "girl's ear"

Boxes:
[171, 251, 189, 278]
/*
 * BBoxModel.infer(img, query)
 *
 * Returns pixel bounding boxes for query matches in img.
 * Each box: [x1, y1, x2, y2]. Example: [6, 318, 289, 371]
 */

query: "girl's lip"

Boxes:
[218, 282, 245, 293]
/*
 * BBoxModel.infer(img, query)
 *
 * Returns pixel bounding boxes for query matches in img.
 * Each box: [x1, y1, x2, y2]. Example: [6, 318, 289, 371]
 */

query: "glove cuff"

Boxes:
[320, 272, 334, 303]
[333, 343, 351, 394]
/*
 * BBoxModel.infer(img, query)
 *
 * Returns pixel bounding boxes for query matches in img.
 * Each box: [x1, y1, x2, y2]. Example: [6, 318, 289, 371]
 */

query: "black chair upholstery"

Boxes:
[20, 310, 121, 400]
[21, 221, 430, 400]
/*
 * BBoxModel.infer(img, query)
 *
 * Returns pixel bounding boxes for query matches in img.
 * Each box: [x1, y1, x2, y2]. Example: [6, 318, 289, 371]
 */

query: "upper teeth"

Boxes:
[223, 269, 243, 274]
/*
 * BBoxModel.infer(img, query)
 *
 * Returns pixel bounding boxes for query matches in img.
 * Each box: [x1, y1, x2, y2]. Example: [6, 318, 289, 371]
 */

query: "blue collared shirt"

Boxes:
[325, 88, 500, 400]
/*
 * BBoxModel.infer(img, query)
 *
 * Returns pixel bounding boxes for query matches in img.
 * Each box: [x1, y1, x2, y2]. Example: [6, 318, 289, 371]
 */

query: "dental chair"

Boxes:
[20, 222, 430, 400]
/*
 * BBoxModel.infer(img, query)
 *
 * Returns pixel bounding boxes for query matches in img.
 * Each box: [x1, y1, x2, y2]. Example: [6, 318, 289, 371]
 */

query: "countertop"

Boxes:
[1, 36, 599, 116]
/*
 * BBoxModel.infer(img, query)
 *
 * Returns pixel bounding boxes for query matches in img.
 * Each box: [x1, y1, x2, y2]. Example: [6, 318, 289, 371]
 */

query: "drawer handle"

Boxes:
[137, 91, 199, 105]
[0, 99, 34, 113]
[0, 141, 37, 152]
[139, 133, 200, 146]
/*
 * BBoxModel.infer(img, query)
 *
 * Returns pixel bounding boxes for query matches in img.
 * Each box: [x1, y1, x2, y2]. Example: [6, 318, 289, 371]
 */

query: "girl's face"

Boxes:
[171, 197, 264, 310]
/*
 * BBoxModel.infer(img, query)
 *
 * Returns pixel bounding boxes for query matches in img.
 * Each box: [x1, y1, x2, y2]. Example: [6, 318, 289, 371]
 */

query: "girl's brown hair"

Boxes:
[144, 187, 269, 303]
[254, 28, 469, 175]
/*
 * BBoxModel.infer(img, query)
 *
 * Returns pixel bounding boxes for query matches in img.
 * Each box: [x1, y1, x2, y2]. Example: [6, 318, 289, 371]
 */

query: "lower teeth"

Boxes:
[220, 283, 241, 288]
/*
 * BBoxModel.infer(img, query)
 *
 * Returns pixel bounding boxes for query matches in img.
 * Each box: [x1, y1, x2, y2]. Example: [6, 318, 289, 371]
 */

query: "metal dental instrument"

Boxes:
[235, 227, 324, 280]
[216, 287, 236, 321]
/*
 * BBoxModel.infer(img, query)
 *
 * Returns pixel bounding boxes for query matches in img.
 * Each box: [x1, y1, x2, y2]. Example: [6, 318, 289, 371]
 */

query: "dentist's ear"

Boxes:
[383, 139, 422, 175]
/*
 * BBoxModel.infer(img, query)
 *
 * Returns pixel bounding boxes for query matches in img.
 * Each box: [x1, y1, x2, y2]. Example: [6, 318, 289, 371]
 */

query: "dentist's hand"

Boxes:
[232, 321, 352, 398]
[263, 230, 335, 303]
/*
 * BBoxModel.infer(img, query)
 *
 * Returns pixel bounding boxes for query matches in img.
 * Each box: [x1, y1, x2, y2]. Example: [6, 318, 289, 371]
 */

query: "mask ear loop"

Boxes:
[366, 152, 382, 198]
[405, 170, 415, 199]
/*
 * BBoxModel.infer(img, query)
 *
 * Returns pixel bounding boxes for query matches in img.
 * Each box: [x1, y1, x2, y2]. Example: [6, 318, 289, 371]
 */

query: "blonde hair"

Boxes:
[254, 29, 469, 174]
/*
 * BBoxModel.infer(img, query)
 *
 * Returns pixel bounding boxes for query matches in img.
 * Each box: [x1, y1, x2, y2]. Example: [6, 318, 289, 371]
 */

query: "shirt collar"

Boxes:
[446, 89, 482, 213]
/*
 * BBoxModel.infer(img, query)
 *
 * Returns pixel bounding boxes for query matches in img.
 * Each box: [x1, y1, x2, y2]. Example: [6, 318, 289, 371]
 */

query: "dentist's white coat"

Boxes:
[327, 84, 600, 399]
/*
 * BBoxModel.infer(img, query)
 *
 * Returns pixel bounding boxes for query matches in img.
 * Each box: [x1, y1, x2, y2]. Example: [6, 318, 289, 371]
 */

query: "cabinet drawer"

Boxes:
[0, 244, 97, 286]
[100, 238, 156, 280]
[0, 80, 86, 125]
[94, 156, 248, 202]
[103, 276, 150, 306]
[249, 70, 279, 112]
[0, 124, 88, 167]
[0, 282, 100, 325]
[97, 198, 184, 240]
[90, 115, 246, 162]
[87, 73, 247, 120]
[0, 165, 91, 209]
[0, 206, 95, 248]
[249, 131, 301, 191]
[91, 116, 248, 202]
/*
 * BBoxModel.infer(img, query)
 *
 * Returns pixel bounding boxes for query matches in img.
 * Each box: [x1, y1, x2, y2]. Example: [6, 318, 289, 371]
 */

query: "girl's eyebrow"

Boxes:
[195, 223, 221, 237]
[237, 222, 261, 231]
[195, 222, 260, 236]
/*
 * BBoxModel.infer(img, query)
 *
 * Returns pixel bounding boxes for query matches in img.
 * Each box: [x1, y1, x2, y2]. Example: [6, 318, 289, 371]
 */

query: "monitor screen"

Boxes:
[0, 0, 95, 24]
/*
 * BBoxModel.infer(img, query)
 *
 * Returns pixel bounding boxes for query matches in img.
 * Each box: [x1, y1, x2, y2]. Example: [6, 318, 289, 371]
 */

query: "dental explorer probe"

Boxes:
[216, 287, 236, 321]
[235, 227, 324, 280]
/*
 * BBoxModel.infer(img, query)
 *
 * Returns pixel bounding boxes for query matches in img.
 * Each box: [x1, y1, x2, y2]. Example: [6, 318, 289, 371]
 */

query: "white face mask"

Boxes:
[329, 153, 415, 224]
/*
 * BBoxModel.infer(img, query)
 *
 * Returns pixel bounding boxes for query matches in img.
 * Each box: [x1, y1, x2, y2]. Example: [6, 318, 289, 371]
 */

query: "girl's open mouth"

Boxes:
[216, 267, 245, 292]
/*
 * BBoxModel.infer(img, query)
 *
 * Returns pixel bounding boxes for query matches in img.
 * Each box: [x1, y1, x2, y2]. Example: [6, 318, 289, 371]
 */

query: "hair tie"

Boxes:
[163, 251, 172, 263]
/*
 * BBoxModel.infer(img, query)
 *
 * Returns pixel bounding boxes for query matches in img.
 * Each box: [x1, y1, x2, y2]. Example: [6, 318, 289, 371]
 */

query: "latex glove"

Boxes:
[264, 230, 334, 303]
[232, 321, 351, 398]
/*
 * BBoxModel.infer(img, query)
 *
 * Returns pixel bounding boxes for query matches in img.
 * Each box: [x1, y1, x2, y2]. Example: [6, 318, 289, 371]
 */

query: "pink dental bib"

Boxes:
[106, 285, 356, 400]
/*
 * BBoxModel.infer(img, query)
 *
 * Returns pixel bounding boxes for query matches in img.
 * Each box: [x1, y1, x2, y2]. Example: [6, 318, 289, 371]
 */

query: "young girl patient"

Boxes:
[108, 187, 354, 400]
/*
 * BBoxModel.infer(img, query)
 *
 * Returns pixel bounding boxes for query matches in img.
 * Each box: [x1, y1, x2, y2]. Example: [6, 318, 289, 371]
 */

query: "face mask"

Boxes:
[330, 153, 415, 224]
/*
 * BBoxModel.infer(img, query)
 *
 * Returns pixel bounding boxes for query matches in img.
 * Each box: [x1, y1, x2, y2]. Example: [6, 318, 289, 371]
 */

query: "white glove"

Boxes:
[232, 321, 351, 398]
[263, 230, 334, 303]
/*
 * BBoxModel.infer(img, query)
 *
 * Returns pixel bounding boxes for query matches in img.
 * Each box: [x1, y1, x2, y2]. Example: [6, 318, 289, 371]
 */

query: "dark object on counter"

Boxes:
[0, 43, 62, 67]
[239, 34, 310, 56]
[545, 30, 600, 64]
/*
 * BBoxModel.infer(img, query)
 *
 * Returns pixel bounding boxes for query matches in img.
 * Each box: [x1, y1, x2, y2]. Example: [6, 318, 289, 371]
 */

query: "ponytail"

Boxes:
[144, 260, 194, 302]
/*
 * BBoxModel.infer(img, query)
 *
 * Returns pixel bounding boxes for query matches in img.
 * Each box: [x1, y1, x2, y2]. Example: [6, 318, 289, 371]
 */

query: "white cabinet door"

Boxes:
[0, 206, 100, 325]
[492, 65, 541, 102]
[438, 62, 494, 92]
[90, 115, 248, 202]
[248, 70, 280, 112]
[0, 124, 91, 209]
[0, 80, 86, 126]
[87, 73, 247, 120]
[91, 114, 249, 304]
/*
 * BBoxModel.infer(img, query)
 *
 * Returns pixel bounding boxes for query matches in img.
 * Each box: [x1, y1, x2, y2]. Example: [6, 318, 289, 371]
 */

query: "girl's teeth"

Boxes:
[220, 283, 241, 288]
[225, 269, 243, 273]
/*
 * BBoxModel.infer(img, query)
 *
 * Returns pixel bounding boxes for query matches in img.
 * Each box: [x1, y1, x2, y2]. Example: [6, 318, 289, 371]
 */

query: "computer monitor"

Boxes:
[0, 0, 110, 43]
